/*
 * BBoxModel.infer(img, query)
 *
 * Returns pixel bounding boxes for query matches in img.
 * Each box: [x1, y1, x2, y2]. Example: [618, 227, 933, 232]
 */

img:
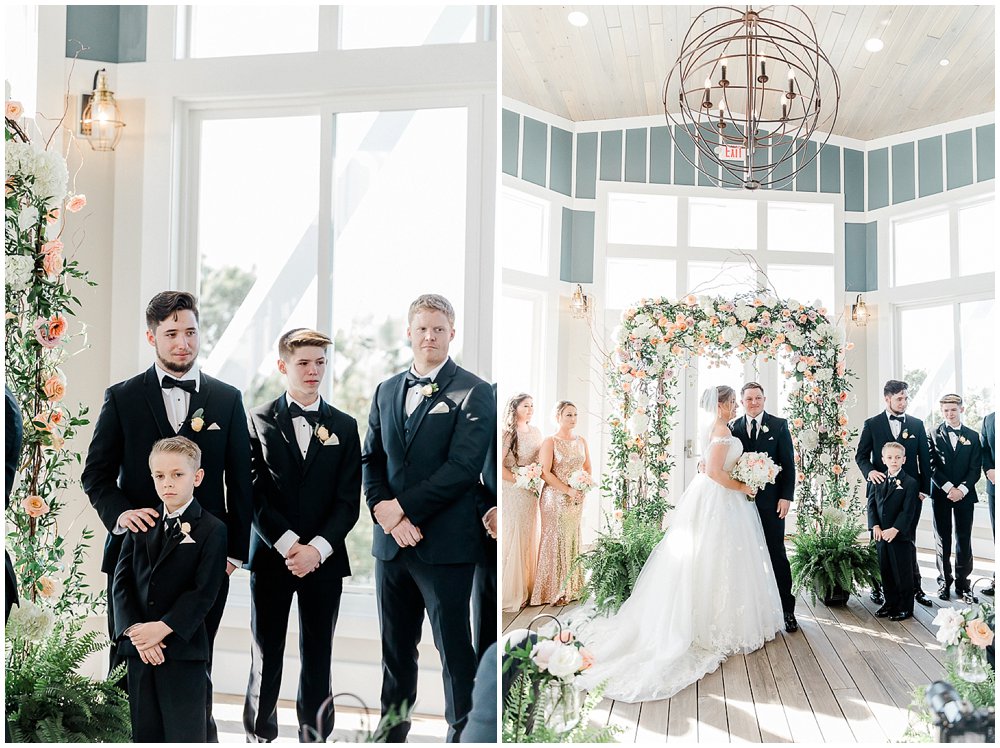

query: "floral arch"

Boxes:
[604, 291, 861, 530]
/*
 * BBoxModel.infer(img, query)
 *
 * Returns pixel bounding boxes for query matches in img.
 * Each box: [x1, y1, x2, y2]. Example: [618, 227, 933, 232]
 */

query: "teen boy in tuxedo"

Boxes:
[243, 329, 362, 742]
[113, 437, 228, 742]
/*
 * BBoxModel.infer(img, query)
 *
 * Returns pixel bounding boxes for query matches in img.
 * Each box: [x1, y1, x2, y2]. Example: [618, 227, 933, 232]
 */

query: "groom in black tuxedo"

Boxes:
[855, 379, 932, 608]
[928, 394, 982, 603]
[82, 291, 252, 741]
[243, 328, 362, 742]
[362, 294, 493, 742]
[730, 383, 798, 632]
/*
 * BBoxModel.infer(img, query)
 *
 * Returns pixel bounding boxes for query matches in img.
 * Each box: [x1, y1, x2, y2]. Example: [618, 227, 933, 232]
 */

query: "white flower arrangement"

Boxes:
[514, 462, 543, 493]
[721, 325, 746, 346]
[5, 254, 34, 291]
[6, 599, 55, 641]
[730, 451, 781, 498]
[6, 140, 68, 207]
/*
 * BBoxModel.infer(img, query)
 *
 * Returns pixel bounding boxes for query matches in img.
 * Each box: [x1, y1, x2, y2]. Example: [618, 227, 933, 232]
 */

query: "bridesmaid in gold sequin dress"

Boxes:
[501, 394, 542, 612]
[531, 401, 592, 606]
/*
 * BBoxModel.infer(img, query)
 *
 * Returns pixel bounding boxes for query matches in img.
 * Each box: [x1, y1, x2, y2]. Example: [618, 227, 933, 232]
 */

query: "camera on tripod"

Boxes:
[925, 681, 995, 743]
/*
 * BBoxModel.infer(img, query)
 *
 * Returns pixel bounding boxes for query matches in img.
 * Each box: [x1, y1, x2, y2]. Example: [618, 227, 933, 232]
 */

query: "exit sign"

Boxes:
[715, 144, 746, 160]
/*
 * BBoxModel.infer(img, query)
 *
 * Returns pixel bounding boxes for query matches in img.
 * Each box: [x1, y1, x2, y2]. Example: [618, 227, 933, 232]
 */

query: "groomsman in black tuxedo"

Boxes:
[868, 442, 919, 621]
[730, 383, 798, 632]
[855, 379, 932, 608]
[6, 385, 23, 622]
[929, 394, 983, 603]
[82, 291, 252, 741]
[114, 437, 229, 742]
[983, 412, 995, 597]
[472, 382, 498, 661]
[243, 328, 361, 742]
[363, 294, 493, 743]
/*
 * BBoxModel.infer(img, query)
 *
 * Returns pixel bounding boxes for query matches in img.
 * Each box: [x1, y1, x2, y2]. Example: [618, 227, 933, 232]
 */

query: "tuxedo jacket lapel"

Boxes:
[391, 374, 408, 448]
[272, 397, 304, 468]
[146, 519, 164, 567]
[936, 424, 956, 457]
[178, 375, 213, 438]
[154, 501, 201, 572]
[404, 359, 457, 453]
[301, 400, 333, 475]
[142, 367, 176, 438]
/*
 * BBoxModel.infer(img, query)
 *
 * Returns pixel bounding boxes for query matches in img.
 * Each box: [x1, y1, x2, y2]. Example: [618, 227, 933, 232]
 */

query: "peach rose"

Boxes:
[47, 314, 67, 338]
[6, 100, 23, 119]
[838, 414, 849, 426]
[793, 418, 804, 428]
[40, 239, 63, 256]
[966, 619, 994, 648]
[37, 576, 58, 598]
[48, 434, 65, 451]
[48, 409, 64, 426]
[32, 413, 52, 432]
[832, 464, 844, 475]
[21, 495, 49, 517]
[42, 249, 63, 276]
[579, 647, 595, 671]
[43, 372, 66, 402]
[65, 194, 87, 213]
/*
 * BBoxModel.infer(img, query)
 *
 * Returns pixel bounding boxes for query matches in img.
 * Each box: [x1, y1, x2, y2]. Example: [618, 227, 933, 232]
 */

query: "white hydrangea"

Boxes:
[6, 140, 68, 207]
[5, 255, 34, 292]
[821, 507, 848, 526]
[815, 368, 834, 382]
[655, 343, 672, 358]
[626, 454, 644, 479]
[818, 452, 832, 466]
[633, 313, 651, 328]
[648, 433, 661, 445]
[787, 330, 806, 347]
[6, 600, 55, 642]
[699, 296, 717, 314]
[630, 412, 649, 434]
[17, 205, 38, 232]
[721, 326, 746, 346]
[798, 429, 819, 451]
[932, 607, 966, 646]
[734, 304, 757, 322]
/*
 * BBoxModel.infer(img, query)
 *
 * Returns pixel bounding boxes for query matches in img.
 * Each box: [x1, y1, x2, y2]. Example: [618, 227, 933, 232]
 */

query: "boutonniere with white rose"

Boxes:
[895, 479, 902, 488]
[315, 424, 340, 446]
[761, 424, 769, 433]
[419, 382, 439, 399]
[179, 521, 196, 544]
[902, 430, 911, 439]
[959, 435, 971, 446]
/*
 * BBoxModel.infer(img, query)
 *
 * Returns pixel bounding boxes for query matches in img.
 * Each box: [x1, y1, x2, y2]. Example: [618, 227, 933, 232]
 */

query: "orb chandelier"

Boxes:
[662, 5, 840, 190]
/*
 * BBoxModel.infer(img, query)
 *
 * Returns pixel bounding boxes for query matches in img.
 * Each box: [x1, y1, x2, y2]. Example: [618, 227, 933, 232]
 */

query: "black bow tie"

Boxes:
[406, 374, 433, 389]
[945, 426, 960, 434]
[161, 376, 196, 393]
[164, 517, 183, 539]
[889, 415, 904, 423]
[288, 402, 321, 425]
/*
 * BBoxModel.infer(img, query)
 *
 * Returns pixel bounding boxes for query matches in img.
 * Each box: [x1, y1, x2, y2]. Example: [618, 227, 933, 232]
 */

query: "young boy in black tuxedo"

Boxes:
[243, 329, 362, 742]
[113, 436, 227, 743]
[868, 442, 919, 621]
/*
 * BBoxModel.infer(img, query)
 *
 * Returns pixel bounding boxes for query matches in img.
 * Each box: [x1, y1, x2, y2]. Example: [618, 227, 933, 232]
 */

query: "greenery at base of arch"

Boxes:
[603, 290, 863, 531]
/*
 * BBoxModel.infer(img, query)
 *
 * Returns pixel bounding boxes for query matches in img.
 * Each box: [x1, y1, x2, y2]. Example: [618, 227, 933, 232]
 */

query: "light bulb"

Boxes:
[704, 76, 712, 89]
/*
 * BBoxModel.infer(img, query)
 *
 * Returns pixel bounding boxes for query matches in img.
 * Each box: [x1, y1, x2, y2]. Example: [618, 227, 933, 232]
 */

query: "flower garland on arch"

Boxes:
[605, 290, 862, 530]
[5, 98, 100, 615]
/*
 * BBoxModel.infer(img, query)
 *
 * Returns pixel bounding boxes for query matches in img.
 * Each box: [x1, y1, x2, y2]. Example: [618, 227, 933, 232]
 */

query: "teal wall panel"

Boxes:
[772, 136, 794, 190]
[649, 126, 671, 184]
[117, 6, 148, 62]
[501, 109, 519, 177]
[976, 124, 995, 182]
[820, 143, 841, 194]
[845, 221, 878, 292]
[696, 125, 718, 187]
[673, 125, 696, 185]
[521, 117, 547, 187]
[865, 221, 878, 290]
[600, 130, 623, 182]
[550, 126, 573, 197]
[867, 147, 889, 210]
[891, 142, 915, 204]
[575, 132, 598, 199]
[560, 208, 595, 283]
[946, 129, 973, 190]
[918, 136, 943, 197]
[795, 140, 817, 192]
[625, 128, 647, 183]
[66, 5, 121, 61]
[844, 148, 864, 212]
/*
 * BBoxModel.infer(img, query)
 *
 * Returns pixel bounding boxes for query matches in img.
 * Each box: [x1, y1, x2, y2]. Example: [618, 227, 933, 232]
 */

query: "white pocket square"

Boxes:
[323, 434, 340, 446]
[768, 436, 774, 441]
[207, 423, 221, 431]
[180, 535, 197, 544]
[429, 402, 450, 415]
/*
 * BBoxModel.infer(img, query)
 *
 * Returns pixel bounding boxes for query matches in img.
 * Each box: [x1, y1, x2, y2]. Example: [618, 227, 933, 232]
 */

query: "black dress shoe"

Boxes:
[870, 589, 884, 605]
[784, 613, 798, 633]
[983, 581, 995, 597]
[889, 611, 912, 621]
[874, 605, 894, 617]
[937, 586, 951, 601]
[958, 590, 979, 605]
[914, 590, 932, 607]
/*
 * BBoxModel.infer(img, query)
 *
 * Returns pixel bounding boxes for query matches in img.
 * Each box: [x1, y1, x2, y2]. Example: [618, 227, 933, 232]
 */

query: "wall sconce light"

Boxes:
[851, 294, 869, 326]
[571, 284, 590, 319]
[80, 68, 125, 151]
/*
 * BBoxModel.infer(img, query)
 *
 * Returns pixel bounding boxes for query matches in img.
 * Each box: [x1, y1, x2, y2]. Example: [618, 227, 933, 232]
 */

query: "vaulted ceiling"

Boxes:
[502, 5, 996, 140]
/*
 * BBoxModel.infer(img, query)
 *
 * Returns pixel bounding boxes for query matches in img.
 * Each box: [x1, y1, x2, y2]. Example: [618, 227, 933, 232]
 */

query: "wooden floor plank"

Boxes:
[665, 682, 698, 743]
[608, 699, 641, 743]
[744, 644, 792, 743]
[855, 593, 947, 675]
[761, 637, 825, 744]
[721, 654, 761, 743]
[636, 699, 669, 743]
[829, 686, 890, 743]
[502, 610, 518, 630]
[793, 596, 854, 689]
[695, 667, 728, 742]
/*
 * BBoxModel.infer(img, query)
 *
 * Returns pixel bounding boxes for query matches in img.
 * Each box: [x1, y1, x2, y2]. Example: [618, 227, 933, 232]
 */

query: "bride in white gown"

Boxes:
[570, 385, 784, 703]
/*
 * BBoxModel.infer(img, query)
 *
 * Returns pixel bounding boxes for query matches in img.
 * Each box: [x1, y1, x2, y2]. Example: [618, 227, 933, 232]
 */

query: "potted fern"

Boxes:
[789, 509, 880, 606]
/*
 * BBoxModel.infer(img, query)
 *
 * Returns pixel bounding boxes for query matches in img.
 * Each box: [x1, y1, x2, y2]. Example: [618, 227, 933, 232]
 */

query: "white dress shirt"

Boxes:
[272, 393, 334, 564]
[885, 409, 904, 440]
[155, 363, 200, 433]
[746, 414, 763, 439]
[941, 423, 969, 496]
[164, 496, 195, 521]
[404, 358, 448, 417]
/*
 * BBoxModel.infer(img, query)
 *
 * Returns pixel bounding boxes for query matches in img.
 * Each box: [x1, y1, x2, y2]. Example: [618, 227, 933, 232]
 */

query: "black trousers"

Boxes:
[754, 497, 795, 614]
[375, 550, 477, 743]
[878, 537, 914, 616]
[908, 499, 923, 590]
[472, 538, 497, 661]
[128, 657, 207, 742]
[932, 497, 976, 591]
[244, 568, 343, 742]
[108, 570, 229, 741]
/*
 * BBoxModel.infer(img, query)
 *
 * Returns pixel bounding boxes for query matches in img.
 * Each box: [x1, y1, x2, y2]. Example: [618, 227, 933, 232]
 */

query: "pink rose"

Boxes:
[42, 249, 63, 276]
[21, 495, 49, 517]
[65, 194, 87, 213]
[40, 239, 63, 255]
[46, 208, 60, 224]
[6, 100, 23, 119]
[579, 647, 595, 671]
[32, 316, 65, 348]
[43, 372, 66, 402]
[967, 619, 994, 648]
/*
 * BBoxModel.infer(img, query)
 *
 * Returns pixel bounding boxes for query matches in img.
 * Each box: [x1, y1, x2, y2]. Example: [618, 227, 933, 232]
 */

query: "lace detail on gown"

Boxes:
[566, 434, 783, 703]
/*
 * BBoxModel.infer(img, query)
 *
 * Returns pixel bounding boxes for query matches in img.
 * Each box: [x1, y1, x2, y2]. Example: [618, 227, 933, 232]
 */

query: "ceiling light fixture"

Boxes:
[939, 59, 950, 66]
[864, 38, 884, 52]
[662, 5, 840, 190]
[568, 11, 588, 28]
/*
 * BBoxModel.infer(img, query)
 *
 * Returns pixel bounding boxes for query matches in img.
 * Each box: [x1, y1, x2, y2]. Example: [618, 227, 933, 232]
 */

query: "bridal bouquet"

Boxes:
[568, 470, 596, 494]
[731, 452, 781, 500]
[514, 463, 543, 493]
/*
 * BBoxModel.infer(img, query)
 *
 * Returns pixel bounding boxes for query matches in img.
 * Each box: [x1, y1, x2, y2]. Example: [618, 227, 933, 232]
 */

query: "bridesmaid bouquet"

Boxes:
[514, 463, 544, 493]
[568, 470, 596, 494]
[730, 452, 781, 500]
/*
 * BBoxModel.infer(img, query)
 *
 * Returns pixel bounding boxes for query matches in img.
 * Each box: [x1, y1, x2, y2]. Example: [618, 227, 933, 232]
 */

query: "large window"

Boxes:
[892, 211, 950, 286]
[765, 264, 835, 314]
[607, 193, 677, 246]
[767, 201, 834, 254]
[187, 5, 320, 58]
[688, 197, 756, 250]
[688, 260, 756, 297]
[339, 5, 478, 49]
[900, 304, 957, 421]
[958, 198, 995, 276]
[605, 258, 677, 310]
[498, 289, 544, 409]
[501, 187, 549, 274]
